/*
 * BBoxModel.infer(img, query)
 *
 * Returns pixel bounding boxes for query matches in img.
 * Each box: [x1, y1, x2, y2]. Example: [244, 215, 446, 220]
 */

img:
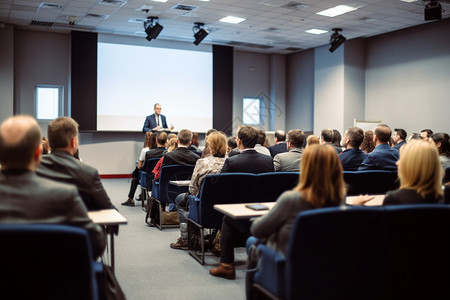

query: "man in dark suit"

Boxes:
[163, 129, 200, 166]
[393, 128, 407, 151]
[0, 115, 105, 259]
[36, 117, 113, 210]
[273, 129, 305, 172]
[320, 128, 343, 155]
[142, 103, 169, 132]
[268, 130, 288, 157]
[339, 127, 367, 171]
[358, 124, 399, 171]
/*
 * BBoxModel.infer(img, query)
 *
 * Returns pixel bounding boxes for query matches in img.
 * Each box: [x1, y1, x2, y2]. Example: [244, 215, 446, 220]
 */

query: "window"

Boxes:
[35, 86, 63, 120]
[243, 97, 262, 125]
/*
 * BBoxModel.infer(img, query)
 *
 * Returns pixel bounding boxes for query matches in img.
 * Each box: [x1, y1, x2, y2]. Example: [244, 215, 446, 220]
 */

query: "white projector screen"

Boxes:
[97, 42, 213, 132]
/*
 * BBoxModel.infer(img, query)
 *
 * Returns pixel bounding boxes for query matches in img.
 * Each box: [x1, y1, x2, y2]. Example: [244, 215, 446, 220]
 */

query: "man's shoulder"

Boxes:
[31, 173, 79, 196]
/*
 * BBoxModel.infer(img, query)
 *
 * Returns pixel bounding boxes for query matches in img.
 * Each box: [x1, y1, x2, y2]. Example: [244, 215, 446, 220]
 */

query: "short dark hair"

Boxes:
[287, 130, 305, 148]
[257, 129, 266, 145]
[346, 127, 364, 148]
[237, 125, 258, 148]
[156, 131, 168, 146]
[374, 124, 392, 143]
[275, 130, 286, 142]
[206, 129, 217, 136]
[177, 129, 193, 146]
[0, 116, 41, 168]
[421, 129, 433, 138]
[394, 128, 407, 140]
[227, 136, 237, 149]
[47, 117, 78, 150]
[320, 129, 333, 143]
[431, 133, 450, 155]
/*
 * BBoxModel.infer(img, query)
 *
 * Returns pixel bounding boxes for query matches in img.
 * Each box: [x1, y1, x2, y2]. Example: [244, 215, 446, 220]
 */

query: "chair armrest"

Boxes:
[253, 244, 286, 299]
[188, 194, 201, 223]
[93, 262, 104, 300]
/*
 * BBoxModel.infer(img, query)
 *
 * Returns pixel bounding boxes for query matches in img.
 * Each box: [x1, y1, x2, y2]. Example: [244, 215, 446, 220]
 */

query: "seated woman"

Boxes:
[356, 140, 443, 206]
[209, 144, 345, 279]
[430, 132, 450, 170]
[170, 131, 227, 249]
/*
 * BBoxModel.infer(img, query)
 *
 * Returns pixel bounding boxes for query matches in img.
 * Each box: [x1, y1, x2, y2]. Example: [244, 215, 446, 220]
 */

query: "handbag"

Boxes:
[101, 262, 126, 300]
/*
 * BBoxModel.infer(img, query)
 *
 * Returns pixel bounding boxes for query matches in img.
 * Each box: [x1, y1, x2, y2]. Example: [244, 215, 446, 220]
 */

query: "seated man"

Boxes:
[393, 128, 407, 151]
[320, 128, 343, 155]
[36, 117, 113, 210]
[269, 130, 288, 157]
[358, 124, 399, 171]
[339, 127, 367, 171]
[0, 115, 105, 259]
[273, 129, 305, 172]
[254, 129, 271, 156]
[163, 129, 200, 166]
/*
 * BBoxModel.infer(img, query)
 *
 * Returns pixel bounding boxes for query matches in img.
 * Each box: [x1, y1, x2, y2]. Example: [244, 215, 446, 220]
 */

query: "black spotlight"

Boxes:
[193, 22, 209, 46]
[144, 17, 163, 41]
[424, 1, 442, 21]
[329, 28, 346, 53]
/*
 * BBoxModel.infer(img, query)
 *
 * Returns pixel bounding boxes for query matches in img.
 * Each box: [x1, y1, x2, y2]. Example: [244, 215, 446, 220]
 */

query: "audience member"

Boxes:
[320, 128, 342, 154]
[358, 124, 399, 171]
[407, 133, 422, 142]
[355, 140, 443, 205]
[227, 136, 237, 156]
[306, 134, 319, 148]
[254, 129, 271, 156]
[431, 133, 450, 170]
[36, 117, 113, 210]
[170, 131, 227, 249]
[0, 115, 105, 259]
[201, 129, 218, 157]
[41, 136, 50, 154]
[145, 131, 168, 161]
[188, 132, 200, 152]
[162, 129, 200, 166]
[360, 130, 375, 154]
[251, 144, 345, 254]
[268, 130, 288, 157]
[421, 129, 433, 141]
[332, 129, 343, 150]
[273, 129, 305, 172]
[210, 125, 273, 280]
[392, 128, 407, 151]
[338, 127, 367, 171]
[152, 136, 177, 182]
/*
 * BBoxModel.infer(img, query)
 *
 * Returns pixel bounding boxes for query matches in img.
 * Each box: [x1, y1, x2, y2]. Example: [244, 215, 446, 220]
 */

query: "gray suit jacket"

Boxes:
[37, 150, 113, 210]
[273, 147, 303, 172]
[0, 170, 106, 258]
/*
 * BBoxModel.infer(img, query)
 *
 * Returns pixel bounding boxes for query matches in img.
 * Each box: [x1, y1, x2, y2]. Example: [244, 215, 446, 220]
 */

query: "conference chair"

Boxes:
[0, 224, 102, 300]
[444, 166, 450, 184]
[343, 170, 399, 196]
[252, 172, 299, 203]
[139, 157, 161, 209]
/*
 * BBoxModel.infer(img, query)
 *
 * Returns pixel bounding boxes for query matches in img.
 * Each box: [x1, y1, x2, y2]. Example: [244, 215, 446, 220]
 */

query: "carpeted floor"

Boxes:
[102, 178, 247, 300]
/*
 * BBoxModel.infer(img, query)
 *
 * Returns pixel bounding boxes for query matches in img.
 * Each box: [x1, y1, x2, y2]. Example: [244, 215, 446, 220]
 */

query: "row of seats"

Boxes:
[247, 204, 450, 300]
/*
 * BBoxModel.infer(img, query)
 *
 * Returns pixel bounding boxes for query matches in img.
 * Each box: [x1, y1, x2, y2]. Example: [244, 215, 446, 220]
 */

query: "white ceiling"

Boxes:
[1, 0, 449, 53]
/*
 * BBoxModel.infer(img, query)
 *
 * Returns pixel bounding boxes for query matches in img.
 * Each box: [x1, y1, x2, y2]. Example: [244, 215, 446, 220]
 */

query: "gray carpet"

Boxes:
[102, 178, 247, 300]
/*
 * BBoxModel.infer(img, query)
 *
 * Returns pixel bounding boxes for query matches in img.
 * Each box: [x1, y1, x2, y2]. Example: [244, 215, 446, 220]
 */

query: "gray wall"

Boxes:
[0, 25, 14, 122]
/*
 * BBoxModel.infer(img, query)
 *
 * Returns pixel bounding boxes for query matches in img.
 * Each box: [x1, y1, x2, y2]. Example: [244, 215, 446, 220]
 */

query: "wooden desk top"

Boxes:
[169, 180, 191, 186]
[345, 195, 385, 206]
[88, 209, 128, 225]
[214, 202, 277, 219]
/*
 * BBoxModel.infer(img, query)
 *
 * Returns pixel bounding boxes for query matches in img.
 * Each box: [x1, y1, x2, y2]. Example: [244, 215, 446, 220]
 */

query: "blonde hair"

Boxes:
[206, 131, 227, 157]
[398, 139, 443, 199]
[306, 135, 319, 148]
[295, 144, 345, 208]
[167, 137, 178, 152]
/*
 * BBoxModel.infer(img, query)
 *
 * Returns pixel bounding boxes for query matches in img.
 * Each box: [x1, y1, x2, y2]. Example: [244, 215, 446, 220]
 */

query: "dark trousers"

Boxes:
[220, 216, 251, 264]
[128, 171, 140, 199]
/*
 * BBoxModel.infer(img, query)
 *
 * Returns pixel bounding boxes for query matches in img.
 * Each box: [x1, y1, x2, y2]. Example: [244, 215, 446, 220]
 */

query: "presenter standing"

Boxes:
[143, 103, 171, 132]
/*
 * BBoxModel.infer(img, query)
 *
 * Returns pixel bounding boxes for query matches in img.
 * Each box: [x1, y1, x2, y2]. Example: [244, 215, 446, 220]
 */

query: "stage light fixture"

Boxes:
[143, 16, 163, 41]
[424, 1, 442, 21]
[192, 22, 209, 46]
[329, 28, 346, 53]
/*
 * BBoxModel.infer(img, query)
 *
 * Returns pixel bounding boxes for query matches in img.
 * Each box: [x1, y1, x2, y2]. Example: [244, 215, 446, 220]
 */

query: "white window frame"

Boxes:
[35, 85, 64, 120]
[243, 97, 263, 125]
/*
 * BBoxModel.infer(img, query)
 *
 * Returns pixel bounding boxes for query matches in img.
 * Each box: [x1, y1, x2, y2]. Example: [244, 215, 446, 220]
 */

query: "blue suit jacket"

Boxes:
[142, 113, 168, 132]
[268, 143, 288, 157]
[338, 148, 367, 171]
[358, 144, 399, 171]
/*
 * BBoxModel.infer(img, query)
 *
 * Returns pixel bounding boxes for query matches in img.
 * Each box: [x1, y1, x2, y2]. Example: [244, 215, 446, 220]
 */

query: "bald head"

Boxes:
[275, 130, 286, 142]
[374, 124, 392, 144]
[0, 115, 42, 170]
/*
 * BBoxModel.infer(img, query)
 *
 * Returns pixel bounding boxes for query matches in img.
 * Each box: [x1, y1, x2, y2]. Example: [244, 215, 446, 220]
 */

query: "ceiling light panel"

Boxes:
[305, 28, 327, 34]
[220, 16, 246, 24]
[316, 5, 358, 17]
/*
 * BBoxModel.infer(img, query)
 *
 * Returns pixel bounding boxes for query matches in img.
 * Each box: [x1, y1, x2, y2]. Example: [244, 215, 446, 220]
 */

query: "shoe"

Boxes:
[209, 263, 235, 280]
[121, 199, 135, 207]
[170, 237, 188, 250]
[135, 195, 142, 201]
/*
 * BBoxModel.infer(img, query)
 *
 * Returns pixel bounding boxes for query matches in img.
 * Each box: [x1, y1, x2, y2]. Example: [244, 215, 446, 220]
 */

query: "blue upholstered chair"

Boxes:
[343, 170, 399, 196]
[247, 204, 450, 300]
[253, 172, 299, 203]
[139, 157, 161, 209]
[0, 224, 102, 300]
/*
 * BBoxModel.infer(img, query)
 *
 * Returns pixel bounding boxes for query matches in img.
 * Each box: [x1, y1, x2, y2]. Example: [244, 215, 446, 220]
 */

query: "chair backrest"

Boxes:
[444, 166, 450, 184]
[253, 172, 299, 203]
[343, 170, 399, 195]
[158, 164, 195, 203]
[0, 224, 98, 300]
[194, 173, 257, 228]
[284, 205, 450, 300]
[141, 157, 162, 188]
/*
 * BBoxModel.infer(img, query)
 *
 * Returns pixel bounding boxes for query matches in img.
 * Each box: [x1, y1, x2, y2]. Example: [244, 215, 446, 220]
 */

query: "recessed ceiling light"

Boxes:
[400, 0, 417, 2]
[306, 29, 328, 35]
[220, 16, 246, 24]
[151, 0, 168, 3]
[316, 5, 358, 17]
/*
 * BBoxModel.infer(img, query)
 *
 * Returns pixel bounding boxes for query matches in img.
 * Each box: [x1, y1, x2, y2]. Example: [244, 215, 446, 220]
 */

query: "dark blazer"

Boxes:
[228, 148, 240, 157]
[358, 144, 399, 171]
[0, 170, 106, 258]
[142, 113, 168, 132]
[163, 147, 199, 166]
[36, 150, 113, 210]
[145, 147, 166, 161]
[383, 189, 443, 205]
[221, 149, 274, 174]
[269, 143, 288, 157]
[338, 148, 367, 171]
[392, 140, 406, 151]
